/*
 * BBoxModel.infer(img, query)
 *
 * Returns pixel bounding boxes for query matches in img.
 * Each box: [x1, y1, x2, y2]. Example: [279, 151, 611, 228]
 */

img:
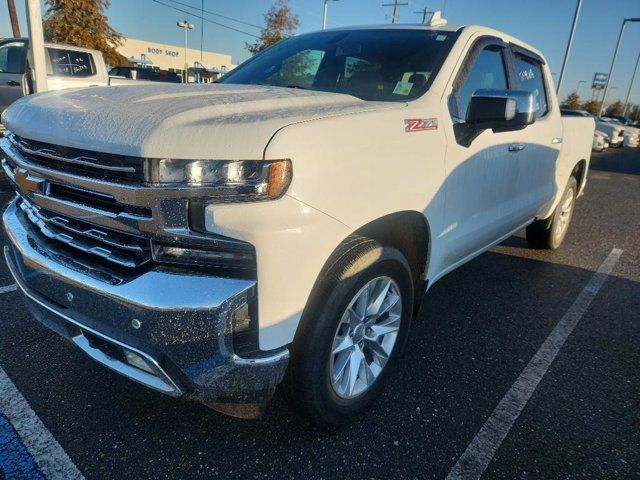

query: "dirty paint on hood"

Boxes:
[2, 83, 402, 159]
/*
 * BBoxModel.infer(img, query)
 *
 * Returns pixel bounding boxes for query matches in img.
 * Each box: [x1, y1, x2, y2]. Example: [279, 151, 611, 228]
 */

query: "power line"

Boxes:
[151, 0, 260, 38]
[163, 0, 262, 29]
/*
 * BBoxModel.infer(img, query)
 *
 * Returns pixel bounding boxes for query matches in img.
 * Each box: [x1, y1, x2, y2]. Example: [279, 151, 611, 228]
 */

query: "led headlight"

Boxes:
[149, 159, 292, 201]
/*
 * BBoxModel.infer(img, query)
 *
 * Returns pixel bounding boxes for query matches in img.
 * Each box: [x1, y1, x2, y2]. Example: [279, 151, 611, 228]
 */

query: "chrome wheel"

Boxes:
[553, 186, 575, 243]
[330, 276, 402, 399]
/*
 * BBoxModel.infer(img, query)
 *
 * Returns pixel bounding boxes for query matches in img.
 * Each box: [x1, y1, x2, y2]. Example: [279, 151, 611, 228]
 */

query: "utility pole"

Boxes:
[7, 0, 21, 36]
[556, 0, 582, 95]
[414, 5, 429, 24]
[382, 0, 409, 24]
[24, 0, 47, 92]
[200, 0, 204, 64]
[177, 20, 194, 83]
[622, 49, 640, 117]
[599, 18, 640, 116]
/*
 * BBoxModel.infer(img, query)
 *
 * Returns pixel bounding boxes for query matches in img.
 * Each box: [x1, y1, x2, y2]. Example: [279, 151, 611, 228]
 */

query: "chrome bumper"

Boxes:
[3, 198, 289, 413]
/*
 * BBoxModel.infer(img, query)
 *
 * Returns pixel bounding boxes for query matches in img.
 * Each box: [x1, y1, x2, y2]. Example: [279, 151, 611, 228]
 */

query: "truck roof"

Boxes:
[311, 24, 546, 63]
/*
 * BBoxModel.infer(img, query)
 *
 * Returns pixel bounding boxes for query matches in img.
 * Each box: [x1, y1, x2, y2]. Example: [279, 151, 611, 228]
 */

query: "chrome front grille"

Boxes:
[8, 133, 145, 182]
[19, 197, 151, 269]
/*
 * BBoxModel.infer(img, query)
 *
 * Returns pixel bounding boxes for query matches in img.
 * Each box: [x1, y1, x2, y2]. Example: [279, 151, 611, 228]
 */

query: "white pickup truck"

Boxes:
[0, 38, 108, 114]
[0, 21, 594, 425]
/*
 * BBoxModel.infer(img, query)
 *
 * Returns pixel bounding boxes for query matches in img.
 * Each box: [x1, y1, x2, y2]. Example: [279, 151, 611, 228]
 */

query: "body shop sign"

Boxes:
[147, 47, 180, 57]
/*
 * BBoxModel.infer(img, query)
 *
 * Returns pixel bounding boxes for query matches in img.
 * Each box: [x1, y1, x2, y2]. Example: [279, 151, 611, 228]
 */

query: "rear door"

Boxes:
[0, 40, 27, 112]
[509, 45, 561, 217]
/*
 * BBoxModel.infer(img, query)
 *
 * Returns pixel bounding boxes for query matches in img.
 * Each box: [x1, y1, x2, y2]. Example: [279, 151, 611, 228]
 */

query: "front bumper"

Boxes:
[3, 198, 289, 415]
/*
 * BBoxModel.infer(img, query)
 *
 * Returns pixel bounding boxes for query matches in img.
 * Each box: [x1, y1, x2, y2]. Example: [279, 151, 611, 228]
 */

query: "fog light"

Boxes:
[124, 350, 154, 374]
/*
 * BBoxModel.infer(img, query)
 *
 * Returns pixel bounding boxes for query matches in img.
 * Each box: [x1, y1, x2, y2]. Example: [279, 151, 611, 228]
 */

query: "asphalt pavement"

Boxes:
[0, 148, 638, 480]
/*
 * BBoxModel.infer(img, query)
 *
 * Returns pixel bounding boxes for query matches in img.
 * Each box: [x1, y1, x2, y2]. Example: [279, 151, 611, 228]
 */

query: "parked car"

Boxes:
[0, 38, 108, 113]
[0, 21, 595, 425]
[592, 130, 610, 151]
[600, 116, 640, 147]
[109, 66, 182, 85]
[561, 109, 609, 151]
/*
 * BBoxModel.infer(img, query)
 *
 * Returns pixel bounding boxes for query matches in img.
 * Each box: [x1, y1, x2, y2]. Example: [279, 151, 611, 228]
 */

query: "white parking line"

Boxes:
[0, 284, 17, 294]
[446, 248, 623, 480]
[0, 365, 85, 480]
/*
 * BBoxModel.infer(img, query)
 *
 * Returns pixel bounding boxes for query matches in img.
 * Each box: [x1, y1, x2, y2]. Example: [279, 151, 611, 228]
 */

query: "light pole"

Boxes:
[576, 80, 586, 96]
[24, 0, 47, 93]
[622, 50, 640, 117]
[599, 18, 640, 116]
[556, 0, 582, 94]
[322, 0, 339, 30]
[177, 20, 194, 83]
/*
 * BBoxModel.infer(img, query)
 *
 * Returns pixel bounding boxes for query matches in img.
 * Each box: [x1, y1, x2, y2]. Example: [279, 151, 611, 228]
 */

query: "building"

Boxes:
[116, 37, 236, 82]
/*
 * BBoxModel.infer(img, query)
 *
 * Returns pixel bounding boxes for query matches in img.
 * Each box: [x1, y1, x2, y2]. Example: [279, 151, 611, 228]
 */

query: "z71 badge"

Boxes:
[404, 118, 438, 132]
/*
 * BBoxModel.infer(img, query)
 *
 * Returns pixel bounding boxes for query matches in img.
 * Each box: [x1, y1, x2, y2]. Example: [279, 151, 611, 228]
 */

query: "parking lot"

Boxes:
[0, 147, 638, 479]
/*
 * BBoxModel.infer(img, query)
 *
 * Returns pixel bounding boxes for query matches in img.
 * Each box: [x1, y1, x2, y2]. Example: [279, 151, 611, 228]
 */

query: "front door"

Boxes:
[440, 37, 525, 267]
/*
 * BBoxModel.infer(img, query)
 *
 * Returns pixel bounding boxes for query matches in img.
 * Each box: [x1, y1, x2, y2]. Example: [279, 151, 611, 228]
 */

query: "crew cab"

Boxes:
[0, 38, 108, 113]
[0, 21, 595, 425]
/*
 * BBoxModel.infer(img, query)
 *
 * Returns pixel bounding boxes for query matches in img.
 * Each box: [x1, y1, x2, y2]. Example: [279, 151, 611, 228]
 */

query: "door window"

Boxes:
[515, 55, 548, 118]
[450, 46, 509, 123]
[0, 41, 27, 74]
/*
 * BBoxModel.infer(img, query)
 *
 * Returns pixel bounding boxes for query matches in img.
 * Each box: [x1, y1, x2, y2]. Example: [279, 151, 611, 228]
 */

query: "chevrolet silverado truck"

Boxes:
[1, 21, 595, 425]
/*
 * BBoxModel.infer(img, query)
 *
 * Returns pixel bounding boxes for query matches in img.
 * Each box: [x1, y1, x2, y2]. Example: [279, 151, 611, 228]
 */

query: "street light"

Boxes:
[599, 18, 640, 116]
[177, 20, 194, 83]
[556, 0, 583, 94]
[622, 50, 640, 117]
[322, 0, 340, 30]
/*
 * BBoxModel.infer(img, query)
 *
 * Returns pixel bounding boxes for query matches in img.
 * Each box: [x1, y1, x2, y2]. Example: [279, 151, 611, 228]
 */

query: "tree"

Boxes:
[43, 0, 128, 67]
[561, 91, 581, 110]
[246, 0, 299, 55]
[583, 99, 602, 116]
[605, 99, 624, 116]
[629, 104, 640, 122]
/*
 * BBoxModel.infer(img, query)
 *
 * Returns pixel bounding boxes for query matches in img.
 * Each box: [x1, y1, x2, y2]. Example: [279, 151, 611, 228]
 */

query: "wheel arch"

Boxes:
[300, 211, 431, 326]
[572, 159, 588, 194]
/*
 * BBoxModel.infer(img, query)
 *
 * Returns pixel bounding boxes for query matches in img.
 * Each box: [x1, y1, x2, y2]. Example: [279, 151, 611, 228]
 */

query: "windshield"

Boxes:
[220, 28, 459, 102]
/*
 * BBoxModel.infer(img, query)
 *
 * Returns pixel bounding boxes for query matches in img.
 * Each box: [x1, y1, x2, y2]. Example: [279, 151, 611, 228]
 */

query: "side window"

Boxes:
[451, 46, 509, 123]
[515, 55, 548, 118]
[0, 41, 27, 74]
[46, 48, 96, 77]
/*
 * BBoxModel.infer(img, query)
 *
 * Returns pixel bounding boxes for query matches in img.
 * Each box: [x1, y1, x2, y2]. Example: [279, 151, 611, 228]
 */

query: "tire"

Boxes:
[526, 176, 578, 250]
[286, 238, 414, 426]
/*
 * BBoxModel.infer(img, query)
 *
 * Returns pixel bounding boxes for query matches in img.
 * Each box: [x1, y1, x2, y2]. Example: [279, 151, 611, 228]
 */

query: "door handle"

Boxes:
[6, 80, 20, 86]
[508, 143, 525, 152]
[551, 137, 563, 144]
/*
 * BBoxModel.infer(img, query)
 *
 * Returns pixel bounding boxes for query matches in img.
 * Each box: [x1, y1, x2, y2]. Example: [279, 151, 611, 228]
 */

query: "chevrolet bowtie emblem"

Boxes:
[13, 167, 45, 196]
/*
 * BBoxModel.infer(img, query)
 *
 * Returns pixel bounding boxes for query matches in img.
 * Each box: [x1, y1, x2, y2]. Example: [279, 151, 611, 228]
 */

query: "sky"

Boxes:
[2, 0, 640, 105]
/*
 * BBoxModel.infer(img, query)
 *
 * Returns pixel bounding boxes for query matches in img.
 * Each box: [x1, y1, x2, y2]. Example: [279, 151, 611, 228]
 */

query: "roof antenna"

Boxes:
[429, 10, 448, 27]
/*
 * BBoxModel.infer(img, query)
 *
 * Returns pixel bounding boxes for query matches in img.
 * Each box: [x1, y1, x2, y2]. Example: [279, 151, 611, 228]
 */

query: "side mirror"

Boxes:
[466, 89, 535, 132]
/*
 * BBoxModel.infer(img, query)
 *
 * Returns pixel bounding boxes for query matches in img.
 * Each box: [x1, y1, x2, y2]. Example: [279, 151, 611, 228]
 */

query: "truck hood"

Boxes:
[3, 83, 401, 159]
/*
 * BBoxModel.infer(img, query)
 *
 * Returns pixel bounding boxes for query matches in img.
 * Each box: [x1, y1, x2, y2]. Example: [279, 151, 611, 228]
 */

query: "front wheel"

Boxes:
[526, 176, 577, 250]
[286, 239, 414, 426]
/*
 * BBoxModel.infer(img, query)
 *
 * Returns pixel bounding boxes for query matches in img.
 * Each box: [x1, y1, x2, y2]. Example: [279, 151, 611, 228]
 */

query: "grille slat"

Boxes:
[8, 133, 144, 182]
[19, 197, 151, 269]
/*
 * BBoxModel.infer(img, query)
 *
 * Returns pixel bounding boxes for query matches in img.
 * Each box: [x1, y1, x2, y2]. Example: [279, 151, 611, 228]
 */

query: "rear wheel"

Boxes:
[526, 176, 577, 250]
[287, 239, 413, 426]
